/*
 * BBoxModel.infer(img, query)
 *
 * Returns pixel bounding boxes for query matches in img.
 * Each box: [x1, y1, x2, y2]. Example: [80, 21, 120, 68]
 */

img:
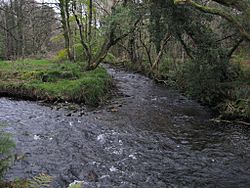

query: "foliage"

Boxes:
[0, 0, 249, 120]
[104, 4, 137, 34]
[0, 125, 15, 180]
[0, 173, 53, 188]
[182, 57, 233, 106]
[53, 49, 69, 63]
[28, 173, 53, 188]
[105, 53, 116, 63]
[217, 61, 250, 120]
[73, 43, 84, 62]
[0, 0, 56, 59]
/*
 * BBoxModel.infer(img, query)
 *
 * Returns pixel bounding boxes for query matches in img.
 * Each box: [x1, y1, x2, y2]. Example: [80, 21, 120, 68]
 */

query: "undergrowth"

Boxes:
[0, 173, 53, 188]
[0, 125, 15, 181]
[109, 55, 249, 121]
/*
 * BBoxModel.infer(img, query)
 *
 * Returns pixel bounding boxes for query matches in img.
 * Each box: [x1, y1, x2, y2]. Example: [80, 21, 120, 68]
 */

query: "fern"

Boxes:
[0, 124, 15, 180]
[0, 124, 52, 187]
[27, 173, 53, 188]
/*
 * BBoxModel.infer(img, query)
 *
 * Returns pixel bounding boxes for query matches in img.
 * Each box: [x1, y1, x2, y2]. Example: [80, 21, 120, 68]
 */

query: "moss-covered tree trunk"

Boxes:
[59, 0, 74, 61]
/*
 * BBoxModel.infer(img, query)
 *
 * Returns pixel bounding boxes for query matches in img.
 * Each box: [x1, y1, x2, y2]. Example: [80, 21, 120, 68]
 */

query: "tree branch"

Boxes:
[71, 1, 91, 61]
[227, 38, 244, 58]
[174, 0, 250, 42]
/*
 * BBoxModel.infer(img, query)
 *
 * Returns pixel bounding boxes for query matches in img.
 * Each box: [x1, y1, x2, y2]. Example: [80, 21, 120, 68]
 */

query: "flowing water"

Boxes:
[1, 65, 250, 187]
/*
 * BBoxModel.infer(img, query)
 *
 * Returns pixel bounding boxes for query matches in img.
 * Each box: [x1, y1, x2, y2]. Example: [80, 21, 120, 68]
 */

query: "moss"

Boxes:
[0, 60, 111, 106]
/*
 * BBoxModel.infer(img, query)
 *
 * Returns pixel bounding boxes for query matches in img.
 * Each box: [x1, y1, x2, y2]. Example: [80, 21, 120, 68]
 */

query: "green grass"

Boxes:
[0, 60, 111, 106]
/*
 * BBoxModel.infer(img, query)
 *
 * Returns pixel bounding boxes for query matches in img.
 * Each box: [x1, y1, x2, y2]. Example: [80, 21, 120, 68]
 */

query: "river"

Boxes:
[1, 65, 250, 187]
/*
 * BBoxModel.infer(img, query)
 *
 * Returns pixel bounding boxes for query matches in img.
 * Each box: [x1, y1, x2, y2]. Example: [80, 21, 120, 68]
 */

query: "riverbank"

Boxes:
[0, 60, 112, 106]
[1, 65, 250, 187]
[107, 60, 250, 122]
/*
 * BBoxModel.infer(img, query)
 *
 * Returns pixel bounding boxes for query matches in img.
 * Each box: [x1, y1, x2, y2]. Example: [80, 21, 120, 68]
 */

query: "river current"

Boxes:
[1, 65, 250, 187]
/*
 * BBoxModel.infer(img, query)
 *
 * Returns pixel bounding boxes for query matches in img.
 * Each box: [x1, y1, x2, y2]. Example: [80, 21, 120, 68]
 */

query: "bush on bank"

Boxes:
[109, 56, 249, 121]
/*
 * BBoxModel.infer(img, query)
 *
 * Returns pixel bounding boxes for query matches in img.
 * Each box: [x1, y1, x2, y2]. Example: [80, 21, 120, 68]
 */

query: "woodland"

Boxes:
[0, 0, 249, 118]
[0, 0, 250, 187]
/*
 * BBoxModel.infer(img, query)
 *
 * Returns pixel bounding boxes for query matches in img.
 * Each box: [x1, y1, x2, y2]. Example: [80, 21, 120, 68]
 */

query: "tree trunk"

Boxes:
[151, 33, 172, 72]
[59, 0, 73, 61]
[86, 41, 112, 70]
[88, 0, 93, 43]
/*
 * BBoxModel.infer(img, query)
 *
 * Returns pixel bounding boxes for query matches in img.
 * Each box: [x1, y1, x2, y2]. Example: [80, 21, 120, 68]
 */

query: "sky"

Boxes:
[35, 0, 59, 13]
[36, 0, 57, 2]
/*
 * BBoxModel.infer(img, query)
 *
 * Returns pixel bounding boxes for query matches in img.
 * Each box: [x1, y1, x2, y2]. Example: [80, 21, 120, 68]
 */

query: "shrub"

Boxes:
[53, 49, 68, 63]
[0, 125, 15, 180]
[218, 66, 250, 120]
[73, 43, 84, 62]
[105, 53, 116, 63]
[181, 55, 239, 106]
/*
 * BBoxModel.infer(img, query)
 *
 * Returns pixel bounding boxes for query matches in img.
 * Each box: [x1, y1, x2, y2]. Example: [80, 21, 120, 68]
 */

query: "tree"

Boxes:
[174, 0, 250, 42]
[0, 0, 56, 60]
[69, 0, 140, 70]
[58, 0, 74, 61]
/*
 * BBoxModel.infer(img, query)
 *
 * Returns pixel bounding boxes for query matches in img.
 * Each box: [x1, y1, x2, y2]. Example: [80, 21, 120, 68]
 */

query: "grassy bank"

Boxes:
[0, 60, 112, 106]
